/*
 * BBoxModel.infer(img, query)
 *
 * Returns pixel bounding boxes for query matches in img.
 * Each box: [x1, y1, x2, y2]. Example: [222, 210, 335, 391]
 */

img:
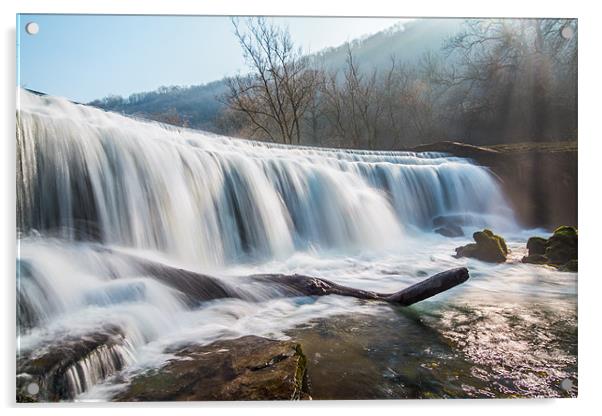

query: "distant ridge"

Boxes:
[89, 19, 464, 132]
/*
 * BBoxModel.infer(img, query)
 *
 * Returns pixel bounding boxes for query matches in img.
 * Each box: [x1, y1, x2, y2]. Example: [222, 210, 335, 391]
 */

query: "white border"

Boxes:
[2, 1, 600, 415]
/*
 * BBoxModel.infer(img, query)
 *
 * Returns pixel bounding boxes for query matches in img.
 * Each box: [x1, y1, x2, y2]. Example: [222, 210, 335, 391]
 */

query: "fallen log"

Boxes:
[104, 249, 470, 307]
[382, 267, 469, 305]
[254, 267, 469, 306]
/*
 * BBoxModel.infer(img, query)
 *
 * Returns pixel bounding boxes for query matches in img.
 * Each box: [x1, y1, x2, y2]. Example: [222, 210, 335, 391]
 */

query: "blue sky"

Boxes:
[17, 14, 406, 103]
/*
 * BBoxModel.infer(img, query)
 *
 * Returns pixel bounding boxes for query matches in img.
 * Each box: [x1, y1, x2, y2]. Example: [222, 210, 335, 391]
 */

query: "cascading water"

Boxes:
[17, 90, 515, 263]
[20, 89, 570, 401]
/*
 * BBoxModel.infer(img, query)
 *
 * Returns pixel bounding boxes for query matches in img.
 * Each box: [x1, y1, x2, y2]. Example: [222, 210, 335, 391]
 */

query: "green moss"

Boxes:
[292, 344, 309, 400]
[553, 226, 577, 238]
[475, 229, 508, 255]
[455, 243, 478, 258]
[497, 235, 508, 255]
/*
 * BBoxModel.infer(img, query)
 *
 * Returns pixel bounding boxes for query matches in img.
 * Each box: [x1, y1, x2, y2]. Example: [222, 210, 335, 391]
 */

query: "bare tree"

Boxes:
[442, 18, 577, 141]
[320, 45, 386, 149]
[224, 17, 319, 144]
[220, 18, 576, 149]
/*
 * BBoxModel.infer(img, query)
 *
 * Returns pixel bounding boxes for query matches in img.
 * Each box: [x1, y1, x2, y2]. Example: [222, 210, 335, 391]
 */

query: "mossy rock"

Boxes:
[474, 229, 508, 255]
[523, 226, 578, 272]
[455, 229, 507, 263]
[546, 226, 578, 265]
[546, 243, 577, 265]
[455, 243, 479, 258]
[526, 237, 548, 256]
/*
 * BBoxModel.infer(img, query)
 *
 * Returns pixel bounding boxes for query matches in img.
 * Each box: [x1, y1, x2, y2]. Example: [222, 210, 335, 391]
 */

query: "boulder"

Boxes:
[521, 226, 577, 271]
[454, 229, 507, 263]
[526, 237, 548, 256]
[545, 226, 578, 265]
[114, 336, 310, 401]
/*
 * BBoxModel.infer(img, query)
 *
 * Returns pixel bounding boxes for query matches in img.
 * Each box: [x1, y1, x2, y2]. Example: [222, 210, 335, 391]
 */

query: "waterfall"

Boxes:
[17, 90, 515, 267]
[65, 340, 137, 397]
[16, 89, 517, 400]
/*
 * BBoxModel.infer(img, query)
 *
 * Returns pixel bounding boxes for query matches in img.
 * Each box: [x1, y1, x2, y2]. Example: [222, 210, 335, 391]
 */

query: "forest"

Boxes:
[90, 18, 577, 149]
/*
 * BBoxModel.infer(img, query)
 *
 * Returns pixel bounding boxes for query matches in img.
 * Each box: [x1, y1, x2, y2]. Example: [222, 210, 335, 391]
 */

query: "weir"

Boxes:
[16, 90, 516, 400]
[17, 90, 515, 266]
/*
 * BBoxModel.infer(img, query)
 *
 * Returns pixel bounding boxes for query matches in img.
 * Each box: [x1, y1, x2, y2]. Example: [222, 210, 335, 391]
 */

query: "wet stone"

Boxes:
[114, 336, 310, 401]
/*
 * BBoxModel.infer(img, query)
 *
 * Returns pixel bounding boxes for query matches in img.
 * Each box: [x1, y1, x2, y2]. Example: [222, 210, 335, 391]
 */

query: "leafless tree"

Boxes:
[221, 18, 576, 149]
[442, 18, 577, 141]
[320, 45, 386, 149]
[224, 17, 320, 144]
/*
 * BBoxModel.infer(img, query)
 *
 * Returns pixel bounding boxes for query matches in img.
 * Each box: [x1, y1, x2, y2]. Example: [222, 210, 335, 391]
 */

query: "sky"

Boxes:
[17, 14, 407, 103]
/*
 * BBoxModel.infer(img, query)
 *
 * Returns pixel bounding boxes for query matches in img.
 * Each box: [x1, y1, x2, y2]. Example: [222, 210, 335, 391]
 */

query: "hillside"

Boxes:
[89, 19, 463, 132]
[313, 18, 462, 71]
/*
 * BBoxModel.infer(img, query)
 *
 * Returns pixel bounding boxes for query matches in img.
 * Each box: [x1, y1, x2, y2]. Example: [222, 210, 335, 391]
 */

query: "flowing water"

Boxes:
[16, 90, 577, 400]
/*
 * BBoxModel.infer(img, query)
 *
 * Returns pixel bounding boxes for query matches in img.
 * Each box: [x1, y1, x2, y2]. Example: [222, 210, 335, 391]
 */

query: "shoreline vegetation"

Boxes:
[90, 18, 577, 152]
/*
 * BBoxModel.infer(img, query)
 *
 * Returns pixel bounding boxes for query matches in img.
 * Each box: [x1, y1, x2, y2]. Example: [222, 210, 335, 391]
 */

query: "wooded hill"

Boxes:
[89, 18, 577, 149]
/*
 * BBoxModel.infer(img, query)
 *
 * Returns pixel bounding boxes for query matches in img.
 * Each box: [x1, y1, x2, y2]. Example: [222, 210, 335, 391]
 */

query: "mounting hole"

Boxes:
[560, 378, 573, 391]
[561, 26, 574, 40]
[26, 382, 39, 395]
[25, 22, 39, 36]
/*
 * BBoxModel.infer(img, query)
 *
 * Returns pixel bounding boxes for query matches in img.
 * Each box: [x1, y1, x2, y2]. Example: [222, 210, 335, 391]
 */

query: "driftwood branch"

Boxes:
[104, 249, 470, 307]
[255, 267, 469, 306]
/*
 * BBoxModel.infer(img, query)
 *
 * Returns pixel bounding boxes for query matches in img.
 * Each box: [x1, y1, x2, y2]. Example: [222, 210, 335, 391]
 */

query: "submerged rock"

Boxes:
[432, 214, 483, 237]
[434, 224, 464, 238]
[522, 226, 578, 272]
[115, 336, 310, 401]
[454, 229, 508, 263]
